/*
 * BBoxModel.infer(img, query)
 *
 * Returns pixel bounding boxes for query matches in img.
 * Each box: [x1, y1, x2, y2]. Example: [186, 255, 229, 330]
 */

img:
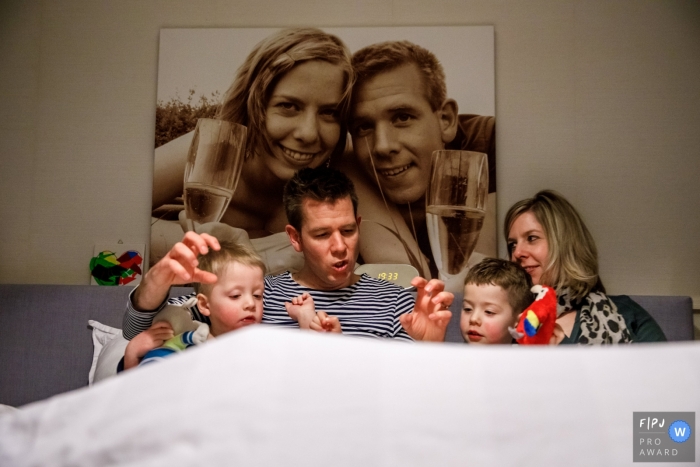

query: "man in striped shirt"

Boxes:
[123, 167, 453, 344]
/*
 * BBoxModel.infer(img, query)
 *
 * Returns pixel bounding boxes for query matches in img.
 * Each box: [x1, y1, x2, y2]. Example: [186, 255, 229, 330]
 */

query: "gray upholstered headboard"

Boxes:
[627, 295, 694, 341]
[0, 285, 194, 407]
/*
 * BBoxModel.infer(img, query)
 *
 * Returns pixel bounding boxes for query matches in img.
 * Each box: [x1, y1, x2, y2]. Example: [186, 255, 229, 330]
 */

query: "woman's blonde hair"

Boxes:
[217, 28, 354, 163]
[504, 190, 602, 300]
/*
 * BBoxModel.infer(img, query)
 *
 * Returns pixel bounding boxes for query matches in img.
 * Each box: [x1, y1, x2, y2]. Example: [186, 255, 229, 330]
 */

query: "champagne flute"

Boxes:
[182, 118, 247, 231]
[426, 150, 489, 279]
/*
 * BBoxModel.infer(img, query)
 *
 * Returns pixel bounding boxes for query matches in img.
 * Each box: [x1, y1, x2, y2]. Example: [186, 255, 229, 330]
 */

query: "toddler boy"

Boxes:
[461, 258, 533, 345]
[124, 240, 266, 368]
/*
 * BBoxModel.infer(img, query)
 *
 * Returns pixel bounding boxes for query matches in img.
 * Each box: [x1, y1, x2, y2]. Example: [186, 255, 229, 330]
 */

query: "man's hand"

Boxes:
[123, 321, 174, 370]
[400, 277, 453, 342]
[310, 311, 342, 333]
[134, 232, 220, 311]
[285, 293, 317, 329]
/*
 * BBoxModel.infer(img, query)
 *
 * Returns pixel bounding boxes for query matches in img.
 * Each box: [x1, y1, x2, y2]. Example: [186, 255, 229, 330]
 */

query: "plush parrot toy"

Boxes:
[509, 284, 557, 345]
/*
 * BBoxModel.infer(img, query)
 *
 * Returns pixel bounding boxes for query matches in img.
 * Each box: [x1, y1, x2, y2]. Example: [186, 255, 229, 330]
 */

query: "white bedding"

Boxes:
[1, 326, 698, 466]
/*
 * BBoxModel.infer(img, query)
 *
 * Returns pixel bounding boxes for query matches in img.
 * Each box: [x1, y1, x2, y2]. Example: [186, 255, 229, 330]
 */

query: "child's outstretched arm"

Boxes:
[123, 321, 174, 370]
[284, 293, 317, 329]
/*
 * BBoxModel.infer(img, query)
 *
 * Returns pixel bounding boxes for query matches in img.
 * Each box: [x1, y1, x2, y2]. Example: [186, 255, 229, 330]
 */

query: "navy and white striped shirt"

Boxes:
[123, 291, 204, 340]
[123, 272, 414, 341]
[262, 272, 413, 340]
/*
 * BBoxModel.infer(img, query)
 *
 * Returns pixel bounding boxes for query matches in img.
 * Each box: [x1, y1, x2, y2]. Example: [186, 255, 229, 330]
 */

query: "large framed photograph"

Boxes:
[151, 26, 495, 290]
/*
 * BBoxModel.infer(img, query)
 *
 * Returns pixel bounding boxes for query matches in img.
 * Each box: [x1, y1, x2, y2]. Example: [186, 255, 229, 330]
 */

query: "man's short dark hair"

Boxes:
[283, 167, 359, 231]
[464, 258, 534, 316]
[351, 40, 447, 111]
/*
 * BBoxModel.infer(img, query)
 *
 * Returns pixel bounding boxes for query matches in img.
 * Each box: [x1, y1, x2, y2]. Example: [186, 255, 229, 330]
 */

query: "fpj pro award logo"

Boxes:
[634, 412, 695, 463]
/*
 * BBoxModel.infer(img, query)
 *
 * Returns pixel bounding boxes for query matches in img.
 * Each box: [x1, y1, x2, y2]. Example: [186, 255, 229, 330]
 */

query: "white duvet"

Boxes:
[1, 326, 698, 466]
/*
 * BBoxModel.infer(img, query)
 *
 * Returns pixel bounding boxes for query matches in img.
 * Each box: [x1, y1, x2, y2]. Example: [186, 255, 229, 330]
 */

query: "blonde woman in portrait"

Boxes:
[150, 28, 354, 274]
[505, 190, 666, 344]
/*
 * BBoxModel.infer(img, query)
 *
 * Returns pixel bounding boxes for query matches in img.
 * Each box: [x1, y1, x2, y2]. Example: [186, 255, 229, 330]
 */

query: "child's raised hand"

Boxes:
[310, 311, 342, 333]
[284, 293, 316, 329]
[123, 321, 174, 370]
[154, 232, 220, 286]
[133, 232, 220, 311]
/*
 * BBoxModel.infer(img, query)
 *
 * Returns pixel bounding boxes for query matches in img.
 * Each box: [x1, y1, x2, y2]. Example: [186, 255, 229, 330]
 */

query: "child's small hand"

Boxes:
[124, 321, 174, 370]
[549, 323, 565, 345]
[284, 293, 316, 329]
[310, 311, 342, 333]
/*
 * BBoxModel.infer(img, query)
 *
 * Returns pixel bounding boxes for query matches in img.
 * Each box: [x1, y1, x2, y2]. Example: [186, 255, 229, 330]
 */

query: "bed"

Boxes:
[1, 325, 698, 466]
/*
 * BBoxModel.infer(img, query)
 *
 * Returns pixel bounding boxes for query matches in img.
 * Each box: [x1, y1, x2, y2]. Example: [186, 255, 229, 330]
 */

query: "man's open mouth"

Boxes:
[332, 260, 348, 271]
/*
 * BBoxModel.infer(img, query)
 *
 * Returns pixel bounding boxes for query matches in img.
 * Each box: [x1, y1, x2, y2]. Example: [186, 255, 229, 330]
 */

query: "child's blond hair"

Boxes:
[464, 258, 533, 315]
[193, 240, 266, 295]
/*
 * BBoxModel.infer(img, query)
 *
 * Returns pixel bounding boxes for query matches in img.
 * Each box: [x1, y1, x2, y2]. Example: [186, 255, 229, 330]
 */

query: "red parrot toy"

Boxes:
[509, 284, 557, 345]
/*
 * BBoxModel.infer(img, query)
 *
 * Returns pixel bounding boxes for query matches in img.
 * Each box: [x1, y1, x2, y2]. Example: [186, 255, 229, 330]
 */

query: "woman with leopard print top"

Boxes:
[504, 190, 665, 344]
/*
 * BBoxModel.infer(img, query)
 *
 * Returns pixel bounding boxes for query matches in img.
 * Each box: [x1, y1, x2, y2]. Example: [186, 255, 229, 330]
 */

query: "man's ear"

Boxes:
[285, 224, 303, 253]
[438, 98, 459, 144]
[197, 293, 211, 317]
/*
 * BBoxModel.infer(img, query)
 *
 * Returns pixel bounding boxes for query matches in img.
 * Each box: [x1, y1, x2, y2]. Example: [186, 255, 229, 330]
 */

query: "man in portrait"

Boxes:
[335, 40, 496, 281]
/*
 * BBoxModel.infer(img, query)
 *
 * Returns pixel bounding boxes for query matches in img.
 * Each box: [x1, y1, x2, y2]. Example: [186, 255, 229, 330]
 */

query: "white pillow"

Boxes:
[88, 320, 129, 385]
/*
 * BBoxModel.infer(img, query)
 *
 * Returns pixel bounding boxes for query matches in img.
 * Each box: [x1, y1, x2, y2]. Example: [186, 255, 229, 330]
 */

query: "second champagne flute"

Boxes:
[426, 150, 489, 279]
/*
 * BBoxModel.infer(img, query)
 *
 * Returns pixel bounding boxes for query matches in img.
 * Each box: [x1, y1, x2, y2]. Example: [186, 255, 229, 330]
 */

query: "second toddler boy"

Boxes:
[461, 258, 533, 345]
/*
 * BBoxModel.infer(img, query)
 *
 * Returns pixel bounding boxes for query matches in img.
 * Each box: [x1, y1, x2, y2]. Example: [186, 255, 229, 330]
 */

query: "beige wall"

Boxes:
[1, 1, 699, 311]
